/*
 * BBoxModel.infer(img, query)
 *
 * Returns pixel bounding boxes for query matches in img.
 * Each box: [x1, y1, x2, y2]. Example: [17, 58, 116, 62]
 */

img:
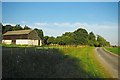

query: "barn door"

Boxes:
[38, 40, 40, 46]
[12, 39, 16, 44]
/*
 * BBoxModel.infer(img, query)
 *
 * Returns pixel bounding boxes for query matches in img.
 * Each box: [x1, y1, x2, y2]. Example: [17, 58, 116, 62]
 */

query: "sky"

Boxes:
[2, 0, 120, 2]
[2, 2, 118, 45]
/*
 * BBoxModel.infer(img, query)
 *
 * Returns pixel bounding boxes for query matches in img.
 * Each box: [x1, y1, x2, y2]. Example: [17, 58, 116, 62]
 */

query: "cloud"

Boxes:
[33, 22, 117, 32]
[34, 22, 85, 28]
[34, 22, 48, 27]
[2, 23, 30, 28]
[2, 23, 16, 26]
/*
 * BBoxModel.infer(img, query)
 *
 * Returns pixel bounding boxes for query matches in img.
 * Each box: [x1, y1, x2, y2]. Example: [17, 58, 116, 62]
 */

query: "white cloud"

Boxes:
[2, 23, 29, 28]
[2, 23, 16, 26]
[34, 22, 84, 28]
[34, 22, 48, 27]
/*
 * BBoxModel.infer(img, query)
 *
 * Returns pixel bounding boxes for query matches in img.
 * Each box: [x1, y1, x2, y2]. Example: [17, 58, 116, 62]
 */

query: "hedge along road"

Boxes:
[95, 47, 119, 78]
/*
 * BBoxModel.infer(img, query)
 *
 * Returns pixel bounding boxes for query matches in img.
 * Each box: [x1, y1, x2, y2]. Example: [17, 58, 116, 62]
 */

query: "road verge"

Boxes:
[103, 47, 120, 58]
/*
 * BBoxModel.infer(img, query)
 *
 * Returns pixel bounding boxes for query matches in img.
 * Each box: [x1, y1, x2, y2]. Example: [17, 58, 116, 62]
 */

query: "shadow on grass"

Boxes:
[2, 47, 98, 78]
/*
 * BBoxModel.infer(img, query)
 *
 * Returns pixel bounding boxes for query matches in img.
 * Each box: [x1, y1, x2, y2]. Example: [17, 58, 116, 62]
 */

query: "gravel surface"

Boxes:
[95, 47, 119, 78]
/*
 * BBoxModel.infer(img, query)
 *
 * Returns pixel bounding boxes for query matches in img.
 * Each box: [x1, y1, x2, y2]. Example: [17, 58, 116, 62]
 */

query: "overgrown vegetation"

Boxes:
[105, 47, 120, 56]
[3, 46, 111, 78]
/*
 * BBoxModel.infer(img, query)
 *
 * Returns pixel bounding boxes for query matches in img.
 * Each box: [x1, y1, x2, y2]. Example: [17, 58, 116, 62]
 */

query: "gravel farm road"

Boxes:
[95, 47, 119, 78]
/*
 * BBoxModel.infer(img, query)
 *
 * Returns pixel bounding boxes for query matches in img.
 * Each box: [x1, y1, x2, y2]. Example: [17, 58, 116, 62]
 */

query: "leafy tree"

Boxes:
[54, 36, 62, 44]
[12, 24, 23, 31]
[89, 32, 96, 41]
[24, 25, 31, 30]
[63, 32, 74, 37]
[97, 35, 110, 47]
[63, 36, 75, 45]
[2, 25, 13, 33]
[61, 32, 76, 45]
[74, 28, 89, 45]
[47, 36, 55, 44]
[88, 32, 97, 46]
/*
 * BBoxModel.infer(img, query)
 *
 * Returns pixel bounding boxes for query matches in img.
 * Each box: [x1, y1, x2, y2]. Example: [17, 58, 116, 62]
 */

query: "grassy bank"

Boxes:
[105, 47, 120, 56]
[3, 46, 111, 78]
[58, 46, 111, 78]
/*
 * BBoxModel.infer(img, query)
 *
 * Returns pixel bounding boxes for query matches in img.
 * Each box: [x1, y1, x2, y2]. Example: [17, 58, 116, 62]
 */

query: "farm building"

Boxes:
[2, 30, 42, 46]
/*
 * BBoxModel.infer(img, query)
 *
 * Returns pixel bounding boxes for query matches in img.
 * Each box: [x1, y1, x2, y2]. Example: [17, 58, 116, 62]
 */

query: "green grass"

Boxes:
[58, 46, 110, 78]
[105, 47, 120, 56]
[2, 46, 111, 78]
[2, 44, 40, 48]
[36, 46, 111, 78]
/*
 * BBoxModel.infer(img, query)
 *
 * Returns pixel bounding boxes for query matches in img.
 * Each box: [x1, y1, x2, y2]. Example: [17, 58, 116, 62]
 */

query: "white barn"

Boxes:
[2, 30, 42, 46]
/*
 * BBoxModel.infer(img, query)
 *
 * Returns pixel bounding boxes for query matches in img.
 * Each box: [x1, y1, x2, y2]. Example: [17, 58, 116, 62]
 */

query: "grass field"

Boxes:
[2, 46, 111, 78]
[105, 47, 120, 56]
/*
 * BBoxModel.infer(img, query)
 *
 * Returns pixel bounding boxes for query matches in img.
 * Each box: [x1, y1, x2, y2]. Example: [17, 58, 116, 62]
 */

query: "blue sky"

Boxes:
[2, 0, 120, 2]
[2, 2, 118, 45]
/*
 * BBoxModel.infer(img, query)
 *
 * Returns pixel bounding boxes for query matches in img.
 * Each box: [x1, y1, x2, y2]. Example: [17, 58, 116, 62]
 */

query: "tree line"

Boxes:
[44, 28, 110, 47]
[1, 23, 110, 47]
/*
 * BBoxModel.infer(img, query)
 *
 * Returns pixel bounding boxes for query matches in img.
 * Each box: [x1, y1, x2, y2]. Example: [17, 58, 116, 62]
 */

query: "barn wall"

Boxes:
[2, 39, 42, 46]
[16, 39, 29, 45]
[40, 40, 42, 46]
[28, 30, 40, 40]
[28, 40, 38, 46]
[16, 39, 39, 46]
[2, 40, 12, 44]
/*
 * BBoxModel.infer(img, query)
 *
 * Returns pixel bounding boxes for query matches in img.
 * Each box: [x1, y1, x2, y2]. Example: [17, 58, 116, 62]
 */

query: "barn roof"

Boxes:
[3, 30, 33, 35]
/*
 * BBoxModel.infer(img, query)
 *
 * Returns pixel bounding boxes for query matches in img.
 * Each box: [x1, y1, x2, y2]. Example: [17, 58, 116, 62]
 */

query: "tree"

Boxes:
[2, 25, 13, 33]
[12, 24, 23, 31]
[54, 36, 62, 45]
[89, 32, 96, 41]
[74, 28, 89, 45]
[88, 32, 97, 46]
[97, 35, 110, 47]
[24, 25, 31, 30]
[47, 36, 55, 44]
[61, 32, 76, 45]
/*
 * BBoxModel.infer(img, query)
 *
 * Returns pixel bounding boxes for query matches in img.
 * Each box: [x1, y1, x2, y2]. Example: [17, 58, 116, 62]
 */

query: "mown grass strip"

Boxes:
[58, 47, 111, 78]
[105, 47, 120, 56]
